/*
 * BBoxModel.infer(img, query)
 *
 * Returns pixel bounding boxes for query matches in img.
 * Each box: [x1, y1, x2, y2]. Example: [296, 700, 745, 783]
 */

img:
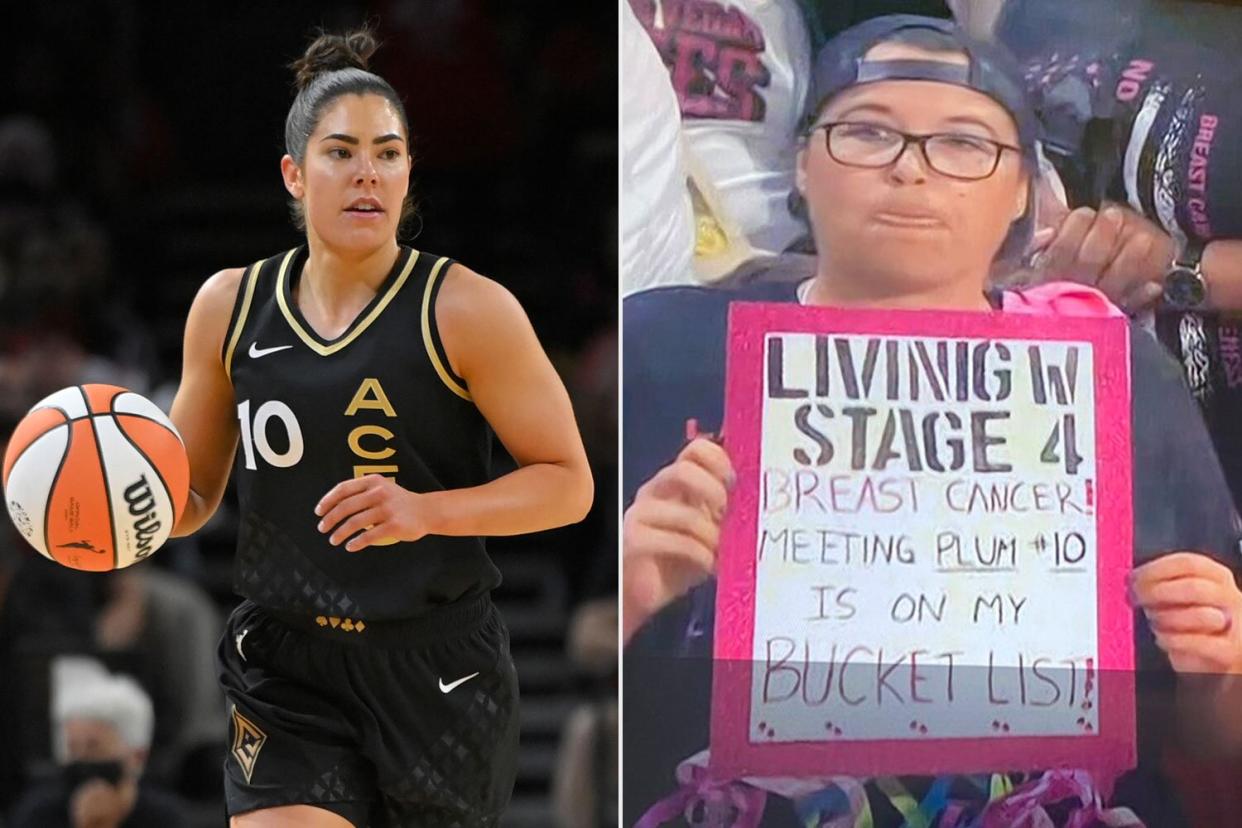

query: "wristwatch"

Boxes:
[1162, 238, 1209, 310]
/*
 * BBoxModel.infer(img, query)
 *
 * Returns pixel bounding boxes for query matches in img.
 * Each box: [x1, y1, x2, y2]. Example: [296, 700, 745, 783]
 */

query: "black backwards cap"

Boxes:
[804, 15, 1042, 261]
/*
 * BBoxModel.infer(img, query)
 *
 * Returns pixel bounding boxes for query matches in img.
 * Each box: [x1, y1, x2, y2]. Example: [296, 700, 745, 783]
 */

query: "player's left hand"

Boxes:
[315, 475, 431, 552]
[1130, 552, 1242, 674]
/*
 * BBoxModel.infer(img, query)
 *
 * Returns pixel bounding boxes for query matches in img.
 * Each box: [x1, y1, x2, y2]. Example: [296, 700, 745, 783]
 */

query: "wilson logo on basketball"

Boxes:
[123, 476, 162, 559]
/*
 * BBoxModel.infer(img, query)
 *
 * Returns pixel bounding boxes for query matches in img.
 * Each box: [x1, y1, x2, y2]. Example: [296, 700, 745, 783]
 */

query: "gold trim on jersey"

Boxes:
[421, 257, 472, 401]
[275, 248, 420, 356]
[224, 262, 263, 381]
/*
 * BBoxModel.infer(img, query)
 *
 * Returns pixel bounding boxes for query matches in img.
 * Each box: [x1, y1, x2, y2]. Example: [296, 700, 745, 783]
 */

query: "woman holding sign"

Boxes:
[623, 15, 1242, 828]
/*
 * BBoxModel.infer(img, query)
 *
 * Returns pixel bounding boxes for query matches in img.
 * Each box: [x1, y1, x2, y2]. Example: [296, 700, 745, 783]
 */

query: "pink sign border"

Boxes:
[710, 302, 1136, 780]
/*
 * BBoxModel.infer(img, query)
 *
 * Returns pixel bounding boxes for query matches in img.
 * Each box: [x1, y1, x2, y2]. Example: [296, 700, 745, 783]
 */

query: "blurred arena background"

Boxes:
[0, 2, 617, 827]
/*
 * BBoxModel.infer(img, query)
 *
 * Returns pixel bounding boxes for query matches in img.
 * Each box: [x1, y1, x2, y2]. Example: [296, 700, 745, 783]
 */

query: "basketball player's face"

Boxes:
[796, 46, 1029, 299]
[285, 94, 412, 252]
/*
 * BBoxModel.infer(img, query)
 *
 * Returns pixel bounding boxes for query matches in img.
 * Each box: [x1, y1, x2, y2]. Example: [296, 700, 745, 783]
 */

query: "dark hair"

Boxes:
[285, 26, 418, 236]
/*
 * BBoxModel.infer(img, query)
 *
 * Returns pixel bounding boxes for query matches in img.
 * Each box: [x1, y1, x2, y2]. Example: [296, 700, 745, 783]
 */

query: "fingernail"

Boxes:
[314, 505, 323, 517]
[1030, 252, 1047, 271]
[317, 521, 325, 532]
[1105, 208, 1121, 222]
[1221, 609, 1233, 632]
[726, 471, 738, 490]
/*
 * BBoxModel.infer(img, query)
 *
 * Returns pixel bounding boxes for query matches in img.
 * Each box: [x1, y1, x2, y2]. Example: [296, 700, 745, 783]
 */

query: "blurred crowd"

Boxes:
[0, 2, 615, 827]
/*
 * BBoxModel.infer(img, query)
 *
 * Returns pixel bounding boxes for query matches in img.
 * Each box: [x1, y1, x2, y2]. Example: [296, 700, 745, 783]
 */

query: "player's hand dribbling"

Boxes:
[623, 437, 733, 643]
[316, 475, 432, 552]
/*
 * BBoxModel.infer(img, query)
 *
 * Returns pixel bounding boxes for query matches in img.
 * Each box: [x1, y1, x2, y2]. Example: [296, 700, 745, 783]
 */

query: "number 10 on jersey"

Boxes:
[237, 399, 305, 470]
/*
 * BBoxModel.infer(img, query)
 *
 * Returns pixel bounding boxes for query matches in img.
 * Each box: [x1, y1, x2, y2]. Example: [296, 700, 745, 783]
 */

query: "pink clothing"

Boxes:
[1003, 281, 1126, 319]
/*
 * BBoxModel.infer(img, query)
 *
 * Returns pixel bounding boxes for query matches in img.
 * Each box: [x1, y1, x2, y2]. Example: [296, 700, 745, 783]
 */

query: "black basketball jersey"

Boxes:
[221, 245, 501, 621]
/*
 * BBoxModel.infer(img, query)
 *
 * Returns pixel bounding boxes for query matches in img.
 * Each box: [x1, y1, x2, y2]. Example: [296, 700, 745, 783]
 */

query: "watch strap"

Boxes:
[1176, 237, 1208, 270]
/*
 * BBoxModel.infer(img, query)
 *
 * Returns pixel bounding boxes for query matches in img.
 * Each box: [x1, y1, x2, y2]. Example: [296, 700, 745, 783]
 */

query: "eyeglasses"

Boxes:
[809, 121, 1022, 181]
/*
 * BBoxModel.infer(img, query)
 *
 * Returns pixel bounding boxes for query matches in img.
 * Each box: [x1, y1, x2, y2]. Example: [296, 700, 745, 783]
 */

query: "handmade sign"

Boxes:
[711, 302, 1135, 780]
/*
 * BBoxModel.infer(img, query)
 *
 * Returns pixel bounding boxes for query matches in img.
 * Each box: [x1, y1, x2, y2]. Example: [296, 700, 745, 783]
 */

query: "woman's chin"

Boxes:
[316, 221, 396, 251]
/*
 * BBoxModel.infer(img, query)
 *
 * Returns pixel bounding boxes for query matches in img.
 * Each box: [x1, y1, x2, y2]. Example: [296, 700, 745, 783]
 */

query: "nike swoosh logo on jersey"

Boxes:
[249, 342, 294, 358]
[235, 629, 249, 661]
[438, 672, 480, 693]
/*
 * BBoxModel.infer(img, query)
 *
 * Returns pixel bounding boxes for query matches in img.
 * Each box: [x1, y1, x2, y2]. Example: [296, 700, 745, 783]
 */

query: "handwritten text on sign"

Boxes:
[710, 305, 1134, 778]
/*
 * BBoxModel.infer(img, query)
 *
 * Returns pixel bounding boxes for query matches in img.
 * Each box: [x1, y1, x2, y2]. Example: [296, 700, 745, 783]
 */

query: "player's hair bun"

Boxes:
[290, 27, 379, 92]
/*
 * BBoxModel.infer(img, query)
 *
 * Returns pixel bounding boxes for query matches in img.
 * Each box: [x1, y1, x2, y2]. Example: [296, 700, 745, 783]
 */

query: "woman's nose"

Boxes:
[888, 141, 929, 184]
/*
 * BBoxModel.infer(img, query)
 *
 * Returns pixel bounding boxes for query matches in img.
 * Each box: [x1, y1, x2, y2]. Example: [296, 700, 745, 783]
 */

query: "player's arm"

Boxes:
[425, 263, 593, 533]
[168, 268, 244, 537]
[315, 264, 593, 550]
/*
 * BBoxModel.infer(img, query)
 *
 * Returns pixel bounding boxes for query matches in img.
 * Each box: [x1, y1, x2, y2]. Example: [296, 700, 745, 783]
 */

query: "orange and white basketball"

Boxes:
[2, 384, 190, 571]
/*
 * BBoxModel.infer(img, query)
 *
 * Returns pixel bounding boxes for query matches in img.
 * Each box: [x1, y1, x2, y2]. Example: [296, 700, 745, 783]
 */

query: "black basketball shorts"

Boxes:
[217, 594, 520, 827]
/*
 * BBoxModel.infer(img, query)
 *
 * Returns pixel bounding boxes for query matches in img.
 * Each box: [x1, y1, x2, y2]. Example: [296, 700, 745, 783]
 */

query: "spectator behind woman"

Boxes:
[628, 0, 814, 282]
[621, 0, 695, 295]
[623, 15, 1242, 826]
[8, 658, 186, 828]
[977, 0, 1242, 513]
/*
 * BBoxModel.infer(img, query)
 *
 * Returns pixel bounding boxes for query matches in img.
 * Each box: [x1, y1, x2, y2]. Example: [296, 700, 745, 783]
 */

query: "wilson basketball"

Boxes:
[2, 384, 190, 571]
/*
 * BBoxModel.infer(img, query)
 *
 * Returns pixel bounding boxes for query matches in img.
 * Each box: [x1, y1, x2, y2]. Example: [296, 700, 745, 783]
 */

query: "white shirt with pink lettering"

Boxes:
[631, 0, 812, 257]
[622, 0, 697, 294]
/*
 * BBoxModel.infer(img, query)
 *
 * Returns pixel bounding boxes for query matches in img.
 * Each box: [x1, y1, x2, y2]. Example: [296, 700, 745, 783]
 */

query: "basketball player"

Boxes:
[623, 16, 1242, 826]
[166, 28, 594, 828]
